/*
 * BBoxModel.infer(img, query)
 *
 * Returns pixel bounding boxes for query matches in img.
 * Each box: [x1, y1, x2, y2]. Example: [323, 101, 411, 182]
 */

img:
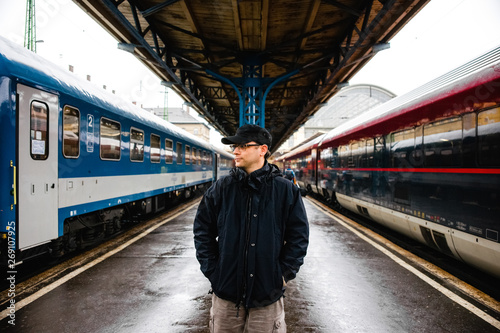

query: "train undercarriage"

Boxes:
[1, 185, 208, 267]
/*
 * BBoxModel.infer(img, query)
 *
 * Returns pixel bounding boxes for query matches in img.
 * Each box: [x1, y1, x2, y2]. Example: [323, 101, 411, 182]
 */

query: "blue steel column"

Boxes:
[241, 57, 263, 127]
[207, 58, 299, 129]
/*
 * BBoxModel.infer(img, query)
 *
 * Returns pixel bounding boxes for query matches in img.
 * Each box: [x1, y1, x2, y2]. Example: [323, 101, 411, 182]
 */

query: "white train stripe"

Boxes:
[58, 171, 213, 208]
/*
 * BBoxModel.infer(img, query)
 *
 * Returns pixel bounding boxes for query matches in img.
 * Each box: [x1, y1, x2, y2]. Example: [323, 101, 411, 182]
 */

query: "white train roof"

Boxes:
[0, 36, 211, 150]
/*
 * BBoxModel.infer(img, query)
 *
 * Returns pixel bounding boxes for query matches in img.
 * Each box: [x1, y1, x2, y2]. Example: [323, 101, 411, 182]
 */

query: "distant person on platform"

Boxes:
[193, 124, 309, 332]
[283, 167, 296, 185]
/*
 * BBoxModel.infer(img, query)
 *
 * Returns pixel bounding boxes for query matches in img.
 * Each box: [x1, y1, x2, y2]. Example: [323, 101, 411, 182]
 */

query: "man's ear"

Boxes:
[261, 145, 268, 157]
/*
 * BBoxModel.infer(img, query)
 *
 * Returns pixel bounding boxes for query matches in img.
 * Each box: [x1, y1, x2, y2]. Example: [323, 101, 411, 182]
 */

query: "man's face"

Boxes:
[231, 141, 267, 173]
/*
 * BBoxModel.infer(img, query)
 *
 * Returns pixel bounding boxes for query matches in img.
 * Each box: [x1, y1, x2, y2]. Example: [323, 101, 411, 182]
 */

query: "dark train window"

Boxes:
[338, 145, 349, 168]
[165, 139, 173, 164]
[319, 148, 330, 169]
[202, 151, 207, 165]
[390, 129, 414, 168]
[197, 149, 202, 165]
[423, 117, 462, 167]
[130, 128, 144, 162]
[100, 118, 121, 160]
[462, 113, 476, 167]
[412, 126, 424, 167]
[63, 106, 80, 158]
[186, 145, 191, 165]
[176, 142, 183, 164]
[150, 134, 161, 163]
[351, 141, 364, 168]
[192, 147, 199, 165]
[366, 139, 374, 167]
[30, 101, 49, 160]
[478, 107, 500, 166]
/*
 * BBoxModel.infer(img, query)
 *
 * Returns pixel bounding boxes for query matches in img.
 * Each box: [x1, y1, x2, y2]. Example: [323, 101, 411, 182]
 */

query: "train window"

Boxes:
[150, 134, 161, 163]
[192, 148, 197, 165]
[320, 148, 332, 169]
[461, 113, 476, 167]
[390, 129, 414, 168]
[412, 126, 424, 167]
[130, 128, 144, 162]
[100, 118, 121, 160]
[176, 142, 183, 164]
[338, 145, 349, 168]
[202, 151, 206, 165]
[331, 147, 339, 168]
[350, 141, 361, 168]
[356, 140, 369, 168]
[165, 139, 173, 164]
[478, 107, 500, 166]
[30, 101, 49, 160]
[186, 145, 191, 165]
[366, 139, 374, 167]
[197, 149, 202, 165]
[423, 117, 462, 167]
[372, 136, 385, 168]
[63, 106, 80, 158]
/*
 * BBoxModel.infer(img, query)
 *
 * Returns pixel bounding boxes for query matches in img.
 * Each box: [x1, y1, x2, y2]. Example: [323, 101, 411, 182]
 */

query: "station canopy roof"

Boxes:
[74, 0, 430, 151]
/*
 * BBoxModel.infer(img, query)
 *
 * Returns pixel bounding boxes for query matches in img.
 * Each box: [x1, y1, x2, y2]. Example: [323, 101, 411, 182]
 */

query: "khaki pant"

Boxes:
[209, 294, 286, 333]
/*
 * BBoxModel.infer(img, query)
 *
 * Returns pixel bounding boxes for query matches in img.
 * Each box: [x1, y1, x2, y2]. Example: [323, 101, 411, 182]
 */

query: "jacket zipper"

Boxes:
[239, 194, 252, 315]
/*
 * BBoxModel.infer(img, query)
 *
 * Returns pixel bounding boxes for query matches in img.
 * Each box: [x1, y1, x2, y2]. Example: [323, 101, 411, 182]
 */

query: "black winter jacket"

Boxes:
[193, 162, 309, 309]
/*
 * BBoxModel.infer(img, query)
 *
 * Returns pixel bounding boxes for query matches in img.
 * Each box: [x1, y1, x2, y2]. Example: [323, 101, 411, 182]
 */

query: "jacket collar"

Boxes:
[230, 161, 281, 191]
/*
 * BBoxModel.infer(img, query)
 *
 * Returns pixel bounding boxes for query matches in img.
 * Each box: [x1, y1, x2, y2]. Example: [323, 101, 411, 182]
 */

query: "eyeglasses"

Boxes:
[230, 143, 262, 151]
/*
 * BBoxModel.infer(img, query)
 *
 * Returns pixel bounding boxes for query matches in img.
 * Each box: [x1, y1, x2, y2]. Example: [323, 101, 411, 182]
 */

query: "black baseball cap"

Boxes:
[221, 124, 272, 147]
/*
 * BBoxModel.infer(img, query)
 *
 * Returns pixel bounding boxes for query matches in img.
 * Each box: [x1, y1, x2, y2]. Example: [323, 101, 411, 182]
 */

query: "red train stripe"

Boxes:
[325, 167, 500, 174]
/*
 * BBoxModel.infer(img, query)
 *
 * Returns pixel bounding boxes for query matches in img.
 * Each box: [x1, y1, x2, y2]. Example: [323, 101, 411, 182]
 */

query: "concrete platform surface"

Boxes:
[1, 198, 499, 332]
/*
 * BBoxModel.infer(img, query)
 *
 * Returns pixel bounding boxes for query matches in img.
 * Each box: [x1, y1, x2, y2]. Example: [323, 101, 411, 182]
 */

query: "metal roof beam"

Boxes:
[129, 1, 142, 35]
[299, 0, 321, 50]
[98, 0, 227, 135]
[140, 0, 181, 18]
[275, 0, 398, 148]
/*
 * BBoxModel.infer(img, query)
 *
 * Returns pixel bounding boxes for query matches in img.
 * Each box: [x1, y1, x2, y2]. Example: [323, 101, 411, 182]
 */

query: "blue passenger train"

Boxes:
[277, 46, 500, 278]
[0, 36, 233, 264]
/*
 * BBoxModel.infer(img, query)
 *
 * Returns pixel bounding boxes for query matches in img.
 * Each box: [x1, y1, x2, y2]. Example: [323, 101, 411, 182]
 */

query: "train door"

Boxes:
[17, 84, 59, 250]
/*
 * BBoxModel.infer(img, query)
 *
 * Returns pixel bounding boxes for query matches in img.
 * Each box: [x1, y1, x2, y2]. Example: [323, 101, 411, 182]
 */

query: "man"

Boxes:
[284, 167, 296, 185]
[193, 124, 309, 332]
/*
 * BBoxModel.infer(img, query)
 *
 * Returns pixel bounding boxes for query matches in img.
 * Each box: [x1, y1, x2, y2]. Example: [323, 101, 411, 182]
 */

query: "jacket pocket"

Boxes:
[208, 261, 220, 287]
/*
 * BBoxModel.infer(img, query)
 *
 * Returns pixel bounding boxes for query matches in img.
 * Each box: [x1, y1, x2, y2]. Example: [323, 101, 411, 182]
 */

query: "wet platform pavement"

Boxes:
[1, 198, 499, 332]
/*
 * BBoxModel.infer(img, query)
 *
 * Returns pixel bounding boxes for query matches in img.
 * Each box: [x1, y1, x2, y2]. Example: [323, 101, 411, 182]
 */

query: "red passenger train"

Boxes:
[277, 46, 500, 278]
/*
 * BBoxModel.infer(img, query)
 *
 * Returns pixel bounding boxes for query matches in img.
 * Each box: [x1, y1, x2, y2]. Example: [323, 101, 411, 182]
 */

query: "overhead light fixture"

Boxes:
[317, 102, 328, 108]
[337, 82, 349, 89]
[117, 42, 138, 54]
[183, 101, 193, 107]
[372, 43, 390, 53]
[161, 80, 175, 88]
